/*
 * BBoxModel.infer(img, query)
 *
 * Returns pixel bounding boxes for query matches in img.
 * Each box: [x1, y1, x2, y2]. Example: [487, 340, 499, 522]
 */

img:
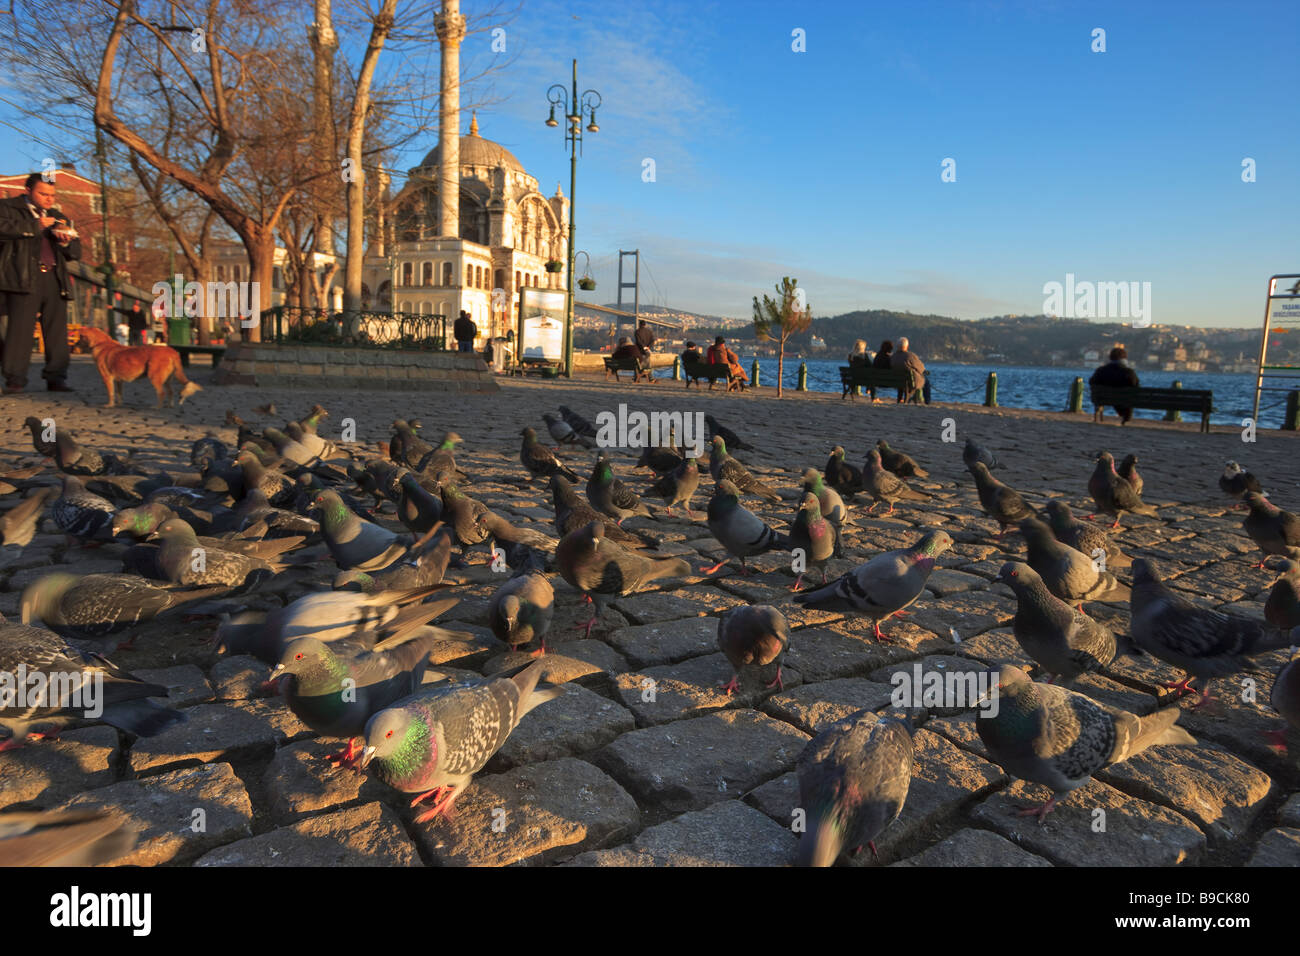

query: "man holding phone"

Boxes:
[0, 173, 82, 394]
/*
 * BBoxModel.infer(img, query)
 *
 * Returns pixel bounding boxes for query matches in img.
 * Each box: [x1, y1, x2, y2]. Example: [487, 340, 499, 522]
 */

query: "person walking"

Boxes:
[890, 336, 926, 403]
[126, 300, 148, 346]
[453, 309, 476, 353]
[0, 173, 82, 394]
[870, 339, 894, 402]
[1089, 345, 1140, 424]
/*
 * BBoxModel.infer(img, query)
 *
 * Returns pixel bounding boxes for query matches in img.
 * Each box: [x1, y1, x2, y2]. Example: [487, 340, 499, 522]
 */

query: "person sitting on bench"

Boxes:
[707, 336, 749, 389]
[681, 341, 703, 366]
[612, 337, 649, 375]
[1090, 345, 1140, 423]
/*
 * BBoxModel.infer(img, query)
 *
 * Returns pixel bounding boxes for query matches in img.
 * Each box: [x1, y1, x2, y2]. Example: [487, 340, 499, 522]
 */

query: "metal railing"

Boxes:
[264, 307, 446, 351]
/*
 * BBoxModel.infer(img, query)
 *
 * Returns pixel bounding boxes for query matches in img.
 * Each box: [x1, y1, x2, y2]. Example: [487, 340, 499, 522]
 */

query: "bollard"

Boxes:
[1164, 380, 1182, 422]
[1285, 390, 1300, 431]
[797, 362, 808, 392]
[984, 371, 998, 408]
[672, 356, 682, 381]
[751, 359, 761, 388]
[1067, 377, 1084, 413]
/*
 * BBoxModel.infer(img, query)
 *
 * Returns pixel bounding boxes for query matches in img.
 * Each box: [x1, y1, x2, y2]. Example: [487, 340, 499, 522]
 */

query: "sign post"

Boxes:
[1252, 275, 1300, 423]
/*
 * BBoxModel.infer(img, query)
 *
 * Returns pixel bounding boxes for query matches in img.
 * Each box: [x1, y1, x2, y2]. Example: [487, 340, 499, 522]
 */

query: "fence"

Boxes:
[264, 307, 447, 351]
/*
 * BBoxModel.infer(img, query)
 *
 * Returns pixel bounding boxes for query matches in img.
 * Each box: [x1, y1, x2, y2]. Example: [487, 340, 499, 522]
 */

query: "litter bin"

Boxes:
[491, 337, 507, 373]
[167, 317, 193, 346]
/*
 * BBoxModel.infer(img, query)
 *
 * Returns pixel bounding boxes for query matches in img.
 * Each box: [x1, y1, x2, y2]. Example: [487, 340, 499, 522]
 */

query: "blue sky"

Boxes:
[3, 0, 1297, 325]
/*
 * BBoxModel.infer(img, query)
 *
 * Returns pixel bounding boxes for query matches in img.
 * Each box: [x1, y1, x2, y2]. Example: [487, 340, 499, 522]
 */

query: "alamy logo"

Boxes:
[890, 662, 999, 717]
[594, 404, 705, 458]
[0, 665, 103, 718]
[152, 274, 261, 328]
[49, 886, 151, 936]
[1042, 273, 1152, 328]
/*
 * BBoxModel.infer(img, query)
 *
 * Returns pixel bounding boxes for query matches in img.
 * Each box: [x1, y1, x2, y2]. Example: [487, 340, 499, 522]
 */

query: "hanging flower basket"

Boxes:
[577, 277, 596, 291]
[544, 260, 563, 273]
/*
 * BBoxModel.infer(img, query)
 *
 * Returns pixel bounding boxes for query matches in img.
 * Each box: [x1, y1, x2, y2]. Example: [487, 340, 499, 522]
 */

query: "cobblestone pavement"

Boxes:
[2, 356, 1298, 866]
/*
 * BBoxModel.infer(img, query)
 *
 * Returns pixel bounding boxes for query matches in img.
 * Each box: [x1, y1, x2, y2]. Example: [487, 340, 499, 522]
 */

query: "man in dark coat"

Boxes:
[634, 319, 656, 356]
[0, 173, 83, 393]
[890, 336, 926, 403]
[126, 300, 148, 345]
[1090, 345, 1140, 423]
[453, 309, 476, 353]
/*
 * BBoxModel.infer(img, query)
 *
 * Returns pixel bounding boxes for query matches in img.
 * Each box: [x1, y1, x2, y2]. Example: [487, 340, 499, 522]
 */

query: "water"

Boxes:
[655, 358, 1293, 430]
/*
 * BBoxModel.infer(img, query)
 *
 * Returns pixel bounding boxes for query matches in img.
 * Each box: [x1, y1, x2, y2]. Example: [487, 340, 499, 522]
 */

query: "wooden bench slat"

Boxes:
[839, 365, 918, 400]
[682, 359, 739, 391]
[1089, 385, 1214, 432]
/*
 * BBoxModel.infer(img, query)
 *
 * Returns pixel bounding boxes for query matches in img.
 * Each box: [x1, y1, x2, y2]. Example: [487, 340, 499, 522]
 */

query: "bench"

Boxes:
[604, 355, 653, 383]
[1090, 385, 1213, 433]
[682, 358, 739, 391]
[840, 365, 918, 401]
[173, 345, 227, 368]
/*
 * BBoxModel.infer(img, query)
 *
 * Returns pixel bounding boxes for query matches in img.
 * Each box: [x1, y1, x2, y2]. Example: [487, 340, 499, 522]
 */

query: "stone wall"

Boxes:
[213, 342, 499, 393]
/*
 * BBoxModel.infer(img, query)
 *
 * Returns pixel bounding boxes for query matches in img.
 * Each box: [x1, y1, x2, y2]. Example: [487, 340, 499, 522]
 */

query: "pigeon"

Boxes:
[314, 490, 412, 571]
[1266, 652, 1300, 752]
[149, 518, 277, 589]
[556, 519, 690, 637]
[968, 461, 1035, 537]
[488, 571, 555, 655]
[636, 431, 684, 475]
[824, 446, 862, 496]
[648, 456, 700, 518]
[291, 404, 332, 459]
[704, 414, 753, 451]
[709, 437, 781, 503]
[389, 420, 433, 469]
[977, 664, 1195, 821]
[794, 530, 953, 641]
[1088, 452, 1158, 528]
[1117, 454, 1143, 497]
[1264, 560, 1300, 631]
[415, 431, 463, 487]
[439, 484, 491, 547]
[262, 427, 317, 468]
[235, 451, 295, 506]
[51, 476, 116, 542]
[802, 468, 848, 557]
[0, 810, 138, 867]
[962, 438, 999, 471]
[255, 402, 277, 416]
[557, 405, 598, 440]
[234, 488, 320, 538]
[716, 605, 790, 694]
[334, 529, 455, 594]
[0, 487, 58, 548]
[109, 502, 178, 541]
[359, 659, 563, 822]
[789, 492, 836, 591]
[271, 631, 444, 767]
[587, 456, 651, 523]
[522, 427, 579, 482]
[542, 411, 593, 449]
[876, 440, 929, 479]
[478, 512, 557, 554]
[1043, 500, 1131, 571]
[796, 713, 913, 866]
[0, 622, 186, 749]
[549, 475, 657, 549]
[1019, 517, 1130, 607]
[23, 416, 56, 457]
[1130, 558, 1292, 704]
[53, 429, 142, 477]
[1219, 461, 1264, 502]
[397, 473, 444, 536]
[703, 479, 792, 576]
[21, 573, 229, 643]
[995, 561, 1124, 683]
[1242, 492, 1300, 564]
[862, 449, 928, 514]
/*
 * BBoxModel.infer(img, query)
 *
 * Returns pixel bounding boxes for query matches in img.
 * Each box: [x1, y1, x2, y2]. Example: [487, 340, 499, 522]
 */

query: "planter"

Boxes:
[544, 260, 563, 273]
[577, 277, 596, 291]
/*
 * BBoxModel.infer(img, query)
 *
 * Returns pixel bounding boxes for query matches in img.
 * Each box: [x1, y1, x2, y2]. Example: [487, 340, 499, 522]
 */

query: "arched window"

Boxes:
[466, 264, 473, 286]
[422, 262, 433, 286]
[442, 262, 453, 286]
[401, 262, 413, 286]
[514, 270, 521, 291]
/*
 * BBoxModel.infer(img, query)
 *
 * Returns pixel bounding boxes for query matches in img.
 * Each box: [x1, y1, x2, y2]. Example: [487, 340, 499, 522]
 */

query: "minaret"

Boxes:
[434, 0, 465, 239]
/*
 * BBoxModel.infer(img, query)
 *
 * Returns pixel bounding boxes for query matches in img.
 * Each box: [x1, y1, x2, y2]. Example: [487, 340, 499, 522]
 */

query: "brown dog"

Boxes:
[76, 327, 202, 408]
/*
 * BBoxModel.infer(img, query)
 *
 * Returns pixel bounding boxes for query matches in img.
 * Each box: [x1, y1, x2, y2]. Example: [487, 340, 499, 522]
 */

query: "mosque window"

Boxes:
[442, 262, 453, 286]
[422, 261, 433, 286]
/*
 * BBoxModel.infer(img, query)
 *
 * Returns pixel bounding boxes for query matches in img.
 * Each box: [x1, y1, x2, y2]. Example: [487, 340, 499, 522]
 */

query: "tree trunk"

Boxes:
[777, 339, 786, 397]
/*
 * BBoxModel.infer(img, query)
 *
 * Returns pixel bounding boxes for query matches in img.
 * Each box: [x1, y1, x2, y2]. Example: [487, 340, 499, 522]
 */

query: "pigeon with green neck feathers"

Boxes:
[314, 490, 412, 571]
[439, 484, 491, 547]
[801, 468, 848, 558]
[793, 530, 952, 641]
[977, 664, 1195, 822]
[708, 436, 781, 503]
[796, 713, 913, 866]
[702, 479, 792, 576]
[415, 431, 464, 486]
[389, 420, 432, 469]
[648, 456, 700, 517]
[824, 446, 862, 497]
[360, 659, 563, 822]
[789, 492, 836, 591]
[588, 455, 651, 523]
[549, 475, 658, 549]
[149, 518, 278, 589]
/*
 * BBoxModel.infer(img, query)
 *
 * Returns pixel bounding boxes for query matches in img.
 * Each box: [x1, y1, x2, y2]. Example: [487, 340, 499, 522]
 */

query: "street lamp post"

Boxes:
[546, 59, 600, 378]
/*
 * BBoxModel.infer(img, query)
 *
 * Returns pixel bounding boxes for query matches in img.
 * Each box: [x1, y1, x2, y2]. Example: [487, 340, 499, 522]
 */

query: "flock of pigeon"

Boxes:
[1, 398, 1298, 866]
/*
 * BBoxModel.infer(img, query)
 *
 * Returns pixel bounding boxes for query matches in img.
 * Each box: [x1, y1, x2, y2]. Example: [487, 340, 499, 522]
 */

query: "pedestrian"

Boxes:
[635, 319, 656, 356]
[870, 339, 893, 403]
[707, 335, 749, 389]
[453, 309, 476, 353]
[127, 300, 148, 346]
[0, 172, 82, 394]
[890, 336, 926, 404]
[114, 317, 130, 345]
[1089, 345, 1140, 424]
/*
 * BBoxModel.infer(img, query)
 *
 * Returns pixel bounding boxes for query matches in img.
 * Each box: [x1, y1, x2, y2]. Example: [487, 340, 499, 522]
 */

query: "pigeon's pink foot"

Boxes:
[868, 840, 880, 862]
[414, 786, 460, 823]
[582, 594, 592, 604]
[872, 622, 895, 644]
[529, 640, 547, 659]
[1161, 676, 1198, 699]
[737, 563, 756, 577]
[582, 614, 598, 639]
[996, 527, 1007, 540]
[26, 731, 61, 743]
[1014, 797, 1058, 823]
[721, 676, 741, 696]
[409, 787, 443, 809]
[1111, 518, 1121, 529]
[700, 559, 729, 575]
[791, 574, 804, 593]
[324, 737, 361, 769]
[764, 667, 784, 691]
[1263, 728, 1289, 754]
[686, 509, 697, 520]
[866, 503, 878, 514]
[0, 736, 25, 752]
[886, 503, 895, 515]
[665, 508, 674, 517]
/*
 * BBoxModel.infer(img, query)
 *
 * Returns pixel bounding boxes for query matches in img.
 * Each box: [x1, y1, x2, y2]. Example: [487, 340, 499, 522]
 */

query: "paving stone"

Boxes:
[953, 626, 1030, 667]
[1246, 827, 1300, 866]
[870, 655, 994, 717]
[782, 624, 936, 684]
[593, 710, 810, 815]
[970, 778, 1206, 866]
[611, 585, 745, 625]
[423, 627, 506, 669]
[0, 727, 119, 810]
[906, 589, 1013, 640]
[1168, 563, 1260, 604]
[209, 654, 269, 700]
[482, 641, 627, 690]
[924, 568, 991, 596]
[612, 653, 802, 726]
[130, 700, 310, 774]
[195, 802, 419, 866]
[1173, 650, 1294, 770]
[407, 757, 640, 866]
[1096, 745, 1274, 847]
[133, 663, 214, 707]
[744, 770, 800, 826]
[713, 578, 846, 628]
[762, 679, 898, 735]
[604, 617, 718, 668]
[261, 739, 391, 824]
[1278, 793, 1300, 828]
[566, 800, 797, 866]
[58, 762, 254, 866]
[891, 828, 1052, 867]
[491, 683, 635, 767]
